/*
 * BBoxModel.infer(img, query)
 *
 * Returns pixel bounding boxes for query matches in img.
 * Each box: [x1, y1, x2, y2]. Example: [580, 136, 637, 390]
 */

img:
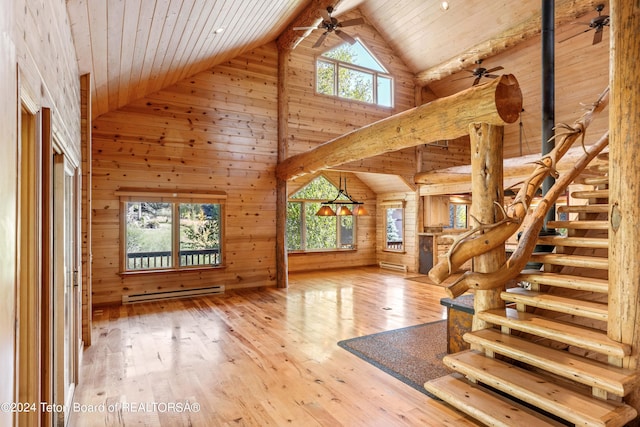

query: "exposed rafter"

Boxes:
[414, 0, 604, 87]
[276, 0, 343, 51]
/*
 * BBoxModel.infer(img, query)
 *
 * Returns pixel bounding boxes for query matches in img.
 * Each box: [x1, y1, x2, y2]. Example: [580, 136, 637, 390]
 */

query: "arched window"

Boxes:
[287, 175, 356, 252]
[316, 39, 393, 107]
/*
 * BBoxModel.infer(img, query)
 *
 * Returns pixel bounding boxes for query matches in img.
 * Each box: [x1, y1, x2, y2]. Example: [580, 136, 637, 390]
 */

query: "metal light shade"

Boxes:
[336, 205, 352, 216]
[316, 205, 336, 216]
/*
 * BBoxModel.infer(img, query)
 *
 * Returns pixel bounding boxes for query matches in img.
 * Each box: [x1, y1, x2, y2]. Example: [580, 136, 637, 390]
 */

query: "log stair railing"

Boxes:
[424, 96, 640, 425]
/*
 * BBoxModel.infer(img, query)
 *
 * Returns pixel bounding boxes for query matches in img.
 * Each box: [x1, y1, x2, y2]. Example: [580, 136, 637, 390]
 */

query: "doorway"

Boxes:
[52, 152, 81, 426]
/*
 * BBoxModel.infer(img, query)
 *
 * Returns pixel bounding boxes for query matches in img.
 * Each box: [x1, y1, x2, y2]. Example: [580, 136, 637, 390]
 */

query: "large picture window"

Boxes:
[316, 40, 393, 107]
[287, 176, 356, 252]
[117, 189, 225, 272]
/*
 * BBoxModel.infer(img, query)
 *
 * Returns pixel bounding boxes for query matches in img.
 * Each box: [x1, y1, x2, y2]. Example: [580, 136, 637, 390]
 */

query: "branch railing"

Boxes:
[426, 87, 610, 298]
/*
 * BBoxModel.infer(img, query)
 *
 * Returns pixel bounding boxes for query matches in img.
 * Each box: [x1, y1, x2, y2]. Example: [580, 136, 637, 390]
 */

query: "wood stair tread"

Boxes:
[528, 253, 609, 270]
[537, 235, 608, 249]
[443, 350, 637, 427]
[581, 176, 609, 186]
[477, 308, 630, 358]
[464, 328, 639, 396]
[502, 288, 608, 321]
[424, 374, 567, 427]
[557, 204, 609, 214]
[572, 189, 609, 199]
[545, 220, 608, 230]
[517, 271, 609, 292]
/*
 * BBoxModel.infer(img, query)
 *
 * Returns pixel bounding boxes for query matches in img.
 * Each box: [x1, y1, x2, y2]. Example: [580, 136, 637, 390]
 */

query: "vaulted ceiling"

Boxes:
[65, 0, 604, 120]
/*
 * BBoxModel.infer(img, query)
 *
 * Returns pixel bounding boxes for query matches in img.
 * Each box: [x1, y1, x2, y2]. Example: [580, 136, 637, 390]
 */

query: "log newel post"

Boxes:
[468, 123, 506, 332]
[609, 0, 640, 414]
[276, 48, 290, 288]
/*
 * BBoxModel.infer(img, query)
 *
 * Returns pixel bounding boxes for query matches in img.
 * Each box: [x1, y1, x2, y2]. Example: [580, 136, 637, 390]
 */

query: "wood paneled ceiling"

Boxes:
[66, 0, 604, 119]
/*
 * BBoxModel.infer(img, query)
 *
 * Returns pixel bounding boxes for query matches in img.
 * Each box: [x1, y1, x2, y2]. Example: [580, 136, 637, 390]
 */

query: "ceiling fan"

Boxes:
[293, 6, 364, 48]
[560, 3, 610, 45]
[455, 60, 504, 86]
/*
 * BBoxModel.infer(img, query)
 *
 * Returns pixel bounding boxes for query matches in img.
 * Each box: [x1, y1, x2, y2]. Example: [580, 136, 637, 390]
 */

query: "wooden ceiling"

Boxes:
[66, 0, 605, 119]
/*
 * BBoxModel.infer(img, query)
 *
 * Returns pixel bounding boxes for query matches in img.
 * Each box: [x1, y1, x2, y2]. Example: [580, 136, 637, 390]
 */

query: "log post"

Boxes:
[275, 48, 290, 288]
[468, 123, 505, 331]
[608, 0, 640, 414]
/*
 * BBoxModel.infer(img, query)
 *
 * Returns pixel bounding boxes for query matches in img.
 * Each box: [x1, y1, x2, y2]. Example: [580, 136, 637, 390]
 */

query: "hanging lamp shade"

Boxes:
[316, 205, 336, 216]
[336, 205, 353, 216]
[352, 204, 368, 216]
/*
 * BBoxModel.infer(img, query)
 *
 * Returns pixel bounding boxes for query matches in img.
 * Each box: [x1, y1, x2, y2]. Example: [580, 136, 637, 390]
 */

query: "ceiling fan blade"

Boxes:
[559, 28, 592, 43]
[319, 8, 331, 22]
[339, 18, 364, 27]
[592, 27, 603, 44]
[335, 29, 356, 45]
[484, 74, 500, 79]
[472, 77, 481, 86]
[313, 32, 329, 49]
[484, 66, 504, 74]
[293, 26, 319, 31]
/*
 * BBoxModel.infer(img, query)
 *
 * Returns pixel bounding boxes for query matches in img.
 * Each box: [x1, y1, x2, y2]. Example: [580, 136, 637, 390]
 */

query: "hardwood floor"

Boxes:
[70, 267, 478, 426]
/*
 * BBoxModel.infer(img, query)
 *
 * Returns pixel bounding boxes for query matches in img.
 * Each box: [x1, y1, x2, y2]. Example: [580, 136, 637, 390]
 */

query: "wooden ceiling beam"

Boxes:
[276, 0, 343, 51]
[276, 74, 522, 181]
[414, 0, 605, 86]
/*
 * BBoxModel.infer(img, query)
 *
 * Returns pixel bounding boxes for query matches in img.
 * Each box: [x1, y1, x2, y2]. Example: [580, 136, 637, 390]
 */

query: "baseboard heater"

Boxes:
[379, 261, 408, 272]
[122, 285, 225, 304]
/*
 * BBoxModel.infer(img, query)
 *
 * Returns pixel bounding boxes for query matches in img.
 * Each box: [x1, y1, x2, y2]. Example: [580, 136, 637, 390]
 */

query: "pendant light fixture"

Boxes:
[316, 175, 367, 216]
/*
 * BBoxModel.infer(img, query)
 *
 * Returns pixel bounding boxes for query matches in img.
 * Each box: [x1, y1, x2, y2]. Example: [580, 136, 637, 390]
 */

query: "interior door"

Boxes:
[53, 153, 80, 426]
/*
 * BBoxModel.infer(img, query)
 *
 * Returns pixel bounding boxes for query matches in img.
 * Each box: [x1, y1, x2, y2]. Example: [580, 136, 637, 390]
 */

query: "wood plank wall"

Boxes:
[285, 9, 431, 273]
[92, 43, 280, 305]
[15, 0, 82, 154]
[91, 8, 440, 303]
[428, 21, 610, 159]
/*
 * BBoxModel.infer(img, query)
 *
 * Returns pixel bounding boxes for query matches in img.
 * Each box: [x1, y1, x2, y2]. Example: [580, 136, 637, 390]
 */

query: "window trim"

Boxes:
[382, 200, 405, 253]
[315, 41, 394, 108]
[116, 188, 226, 274]
[286, 197, 358, 253]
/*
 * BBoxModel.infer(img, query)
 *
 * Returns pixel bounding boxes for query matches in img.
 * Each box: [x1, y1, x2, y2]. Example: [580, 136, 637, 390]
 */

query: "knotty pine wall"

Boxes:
[92, 43, 279, 305]
[428, 21, 610, 159]
[285, 9, 432, 273]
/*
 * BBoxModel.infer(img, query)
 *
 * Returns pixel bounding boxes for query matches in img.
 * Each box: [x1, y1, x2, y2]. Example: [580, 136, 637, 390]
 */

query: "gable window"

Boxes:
[383, 201, 404, 251]
[117, 189, 225, 272]
[287, 176, 357, 252]
[316, 39, 393, 107]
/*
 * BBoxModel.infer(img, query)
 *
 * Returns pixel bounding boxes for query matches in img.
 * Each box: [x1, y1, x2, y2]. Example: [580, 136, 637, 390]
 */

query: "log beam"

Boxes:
[276, 74, 522, 181]
[414, 0, 604, 86]
[276, 0, 342, 51]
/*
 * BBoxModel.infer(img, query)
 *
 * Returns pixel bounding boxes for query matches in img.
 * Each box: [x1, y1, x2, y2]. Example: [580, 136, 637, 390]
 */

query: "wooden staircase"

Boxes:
[425, 153, 640, 426]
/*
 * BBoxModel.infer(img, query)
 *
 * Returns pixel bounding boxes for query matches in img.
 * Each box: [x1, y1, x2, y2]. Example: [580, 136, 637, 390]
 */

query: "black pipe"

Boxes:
[541, 0, 555, 231]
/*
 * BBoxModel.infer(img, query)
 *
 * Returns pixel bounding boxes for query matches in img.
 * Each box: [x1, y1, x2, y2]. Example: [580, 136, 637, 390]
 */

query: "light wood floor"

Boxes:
[70, 267, 478, 426]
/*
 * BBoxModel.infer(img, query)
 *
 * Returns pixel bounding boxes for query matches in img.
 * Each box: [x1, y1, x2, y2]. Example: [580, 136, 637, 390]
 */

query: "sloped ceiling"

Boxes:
[65, 0, 605, 194]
